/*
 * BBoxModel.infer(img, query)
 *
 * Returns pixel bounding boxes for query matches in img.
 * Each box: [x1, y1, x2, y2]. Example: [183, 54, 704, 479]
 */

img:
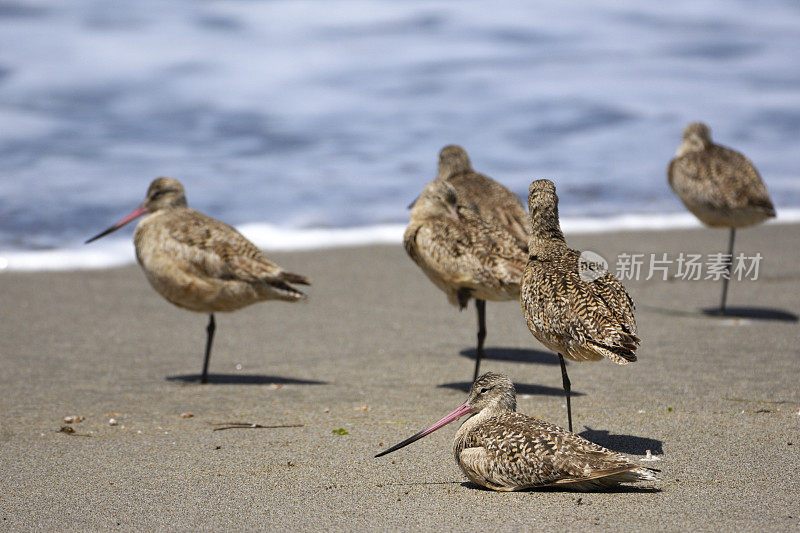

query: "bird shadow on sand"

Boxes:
[166, 374, 327, 385]
[459, 347, 559, 365]
[641, 304, 798, 322]
[579, 426, 664, 456]
[700, 306, 798, 322]
[459, 481, 661, 493]
[438, 381, 583, 397]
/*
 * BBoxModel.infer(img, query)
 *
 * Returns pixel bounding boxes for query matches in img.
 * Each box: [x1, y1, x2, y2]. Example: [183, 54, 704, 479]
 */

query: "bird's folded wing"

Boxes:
[711, 145, 775, 212]
[407, 222, 485, 286]
[163, 210, 298, 285]
[458, 207, 527, 286]
[526, 254, 638, 358]
[470, 414, 636, 486]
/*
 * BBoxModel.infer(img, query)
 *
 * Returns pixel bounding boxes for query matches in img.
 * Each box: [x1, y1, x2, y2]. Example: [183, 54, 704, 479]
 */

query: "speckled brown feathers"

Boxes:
[376, 373, 656, 491]
[85, 177, 311, 383]
[132, 178, 309, 313]
[521, 180, 639, 364]
[453, 373, 657, 491]
[668, 122, 775, 228]
[404, 181, 527, 309]
[437, 145, 530, 251]
[456, 411, 655, 491]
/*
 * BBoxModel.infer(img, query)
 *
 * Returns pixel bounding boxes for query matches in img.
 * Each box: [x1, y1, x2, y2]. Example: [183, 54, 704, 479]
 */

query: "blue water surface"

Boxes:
[1, 0, 799, 251]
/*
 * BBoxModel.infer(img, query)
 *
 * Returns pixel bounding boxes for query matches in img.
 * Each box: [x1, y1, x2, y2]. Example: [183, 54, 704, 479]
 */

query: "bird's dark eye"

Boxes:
[479, 387, 488, 394]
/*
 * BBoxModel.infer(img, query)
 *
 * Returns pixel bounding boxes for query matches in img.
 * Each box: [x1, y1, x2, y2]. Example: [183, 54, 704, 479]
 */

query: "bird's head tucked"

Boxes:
[678, 122, 712, 155]
[411, 180, 460, 220]
[144, 177, 188, 211]
[528, 179, 557, 208]
[436, 145, 473, 180]
[467, 372, 517, 413]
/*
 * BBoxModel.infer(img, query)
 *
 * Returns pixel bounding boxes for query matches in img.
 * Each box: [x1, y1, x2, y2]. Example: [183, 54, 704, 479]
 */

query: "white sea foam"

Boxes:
[3, 209, 798, 272]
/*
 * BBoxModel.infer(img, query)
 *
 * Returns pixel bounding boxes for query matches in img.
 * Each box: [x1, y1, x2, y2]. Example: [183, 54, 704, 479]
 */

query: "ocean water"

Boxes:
[1, 0, 799, 270]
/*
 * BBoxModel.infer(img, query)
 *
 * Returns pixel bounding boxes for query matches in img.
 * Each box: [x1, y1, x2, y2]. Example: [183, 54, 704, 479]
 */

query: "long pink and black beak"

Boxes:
[375, 401, 473, 458]
[85, 205, 148, 244]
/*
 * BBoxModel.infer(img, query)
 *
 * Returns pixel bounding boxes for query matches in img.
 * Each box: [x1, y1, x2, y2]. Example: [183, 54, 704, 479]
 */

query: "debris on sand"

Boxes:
[641, 450, 662, 462]
[209, 422, 303, 432]
[179, 412, 194, 419]
[63, 415, 85, 424]
[57, 426, 92, 437]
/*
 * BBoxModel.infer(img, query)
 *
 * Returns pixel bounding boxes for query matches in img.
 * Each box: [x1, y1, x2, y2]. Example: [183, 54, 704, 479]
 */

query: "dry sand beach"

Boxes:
[1, 223, 799, 530]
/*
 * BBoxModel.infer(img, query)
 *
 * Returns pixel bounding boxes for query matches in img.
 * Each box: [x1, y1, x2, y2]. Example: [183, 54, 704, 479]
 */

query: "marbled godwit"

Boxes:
[404, 181, 527, 381]
[668, 122, 776, 313]
[376, 372, 657, 491]
[437, 145, 529, 251]
[85, 177, 310, 384]
[521, 179, 639, 432]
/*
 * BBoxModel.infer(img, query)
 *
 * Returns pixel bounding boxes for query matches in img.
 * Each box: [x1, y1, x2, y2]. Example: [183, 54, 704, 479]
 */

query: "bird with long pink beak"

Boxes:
[86, 177, 310, 383]
[376, 372, 658, 491]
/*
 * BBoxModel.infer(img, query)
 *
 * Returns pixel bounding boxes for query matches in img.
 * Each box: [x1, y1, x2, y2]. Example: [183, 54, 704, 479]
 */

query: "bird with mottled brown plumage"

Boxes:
[86, 177, 310, 383]
[404, 180, 527, 381]
[376, 372, 657, 491]
[521, 179, 639, 431]
[437, 145, 530, 251]
[668, 122, 776, 313]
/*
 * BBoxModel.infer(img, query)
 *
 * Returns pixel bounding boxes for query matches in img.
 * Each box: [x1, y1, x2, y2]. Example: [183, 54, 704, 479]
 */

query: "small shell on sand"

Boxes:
[108, 418, 119, 426]
[179, 412, 194, 419]
[63, 415, 85, 424]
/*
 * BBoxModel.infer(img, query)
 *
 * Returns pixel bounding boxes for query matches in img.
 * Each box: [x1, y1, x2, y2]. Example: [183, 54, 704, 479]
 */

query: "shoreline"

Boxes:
[3, 207, 800, 272]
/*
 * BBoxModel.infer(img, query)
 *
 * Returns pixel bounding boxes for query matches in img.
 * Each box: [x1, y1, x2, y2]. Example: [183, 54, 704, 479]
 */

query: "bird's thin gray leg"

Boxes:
[473, 300, 487, 382]
[201, 314, 216, 384]
[720, 228, 736, 314]
[558, 353, 573, 432]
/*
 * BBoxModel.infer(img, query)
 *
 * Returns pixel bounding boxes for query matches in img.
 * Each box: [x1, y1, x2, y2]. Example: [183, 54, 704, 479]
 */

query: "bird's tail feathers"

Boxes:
[281, 271, 311, 285]
[554, 465, 657, 491]
[264, 280, 308, 302]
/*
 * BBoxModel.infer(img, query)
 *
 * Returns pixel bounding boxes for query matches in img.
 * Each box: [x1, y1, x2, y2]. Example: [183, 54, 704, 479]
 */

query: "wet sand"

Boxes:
[1, 223, 798, 530]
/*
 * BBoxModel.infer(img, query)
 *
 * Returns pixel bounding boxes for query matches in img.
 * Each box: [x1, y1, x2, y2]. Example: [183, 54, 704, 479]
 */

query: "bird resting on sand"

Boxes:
[376, 372, 657, 491]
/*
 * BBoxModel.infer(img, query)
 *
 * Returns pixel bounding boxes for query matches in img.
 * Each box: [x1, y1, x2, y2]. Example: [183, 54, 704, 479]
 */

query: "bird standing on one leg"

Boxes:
[404, 181, 527, 381]
[520, 179, 639, 432]
[376, 372, 657, 491]
[668, 122, 775, 314]
[86, 177, 310, 383]
[434, 145, 529, 378]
